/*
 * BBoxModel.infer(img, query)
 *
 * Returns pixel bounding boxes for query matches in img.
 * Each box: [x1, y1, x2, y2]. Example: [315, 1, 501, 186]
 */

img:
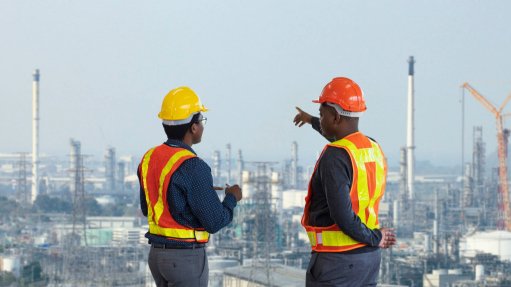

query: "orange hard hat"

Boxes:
[313, 77, 366, 115]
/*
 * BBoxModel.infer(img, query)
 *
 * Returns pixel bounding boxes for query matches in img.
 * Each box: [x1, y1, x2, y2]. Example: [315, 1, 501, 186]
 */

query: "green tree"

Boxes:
[19, 261, 46, 286]
[84, 197, 103, 216]
[0, 197, 20, 222]
[33, 194, 72, 213]
[102, 203, 126, 216]
[0, 271, 16, 286]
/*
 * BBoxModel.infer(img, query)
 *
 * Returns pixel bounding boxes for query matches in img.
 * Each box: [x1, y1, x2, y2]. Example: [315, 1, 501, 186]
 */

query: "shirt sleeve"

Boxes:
[138, 165, 148, 217]
[172, 158, 237, 234]
[318, 147, 382, 247]
[310, 116, 335, 143]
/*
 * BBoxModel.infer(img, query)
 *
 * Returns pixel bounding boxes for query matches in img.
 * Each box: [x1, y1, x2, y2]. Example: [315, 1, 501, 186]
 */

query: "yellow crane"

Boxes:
[462, 83, 511, 231]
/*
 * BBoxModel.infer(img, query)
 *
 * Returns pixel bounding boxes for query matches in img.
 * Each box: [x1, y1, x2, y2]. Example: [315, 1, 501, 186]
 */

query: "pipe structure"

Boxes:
[31, 69, 40, 203]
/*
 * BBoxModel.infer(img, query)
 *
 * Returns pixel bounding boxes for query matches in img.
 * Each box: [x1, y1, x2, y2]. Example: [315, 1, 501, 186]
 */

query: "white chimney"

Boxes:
[31, 69, 40, 203]
[406, 56, 415, 200]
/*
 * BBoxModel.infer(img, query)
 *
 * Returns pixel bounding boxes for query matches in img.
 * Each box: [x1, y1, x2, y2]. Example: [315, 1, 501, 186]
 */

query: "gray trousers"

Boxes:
[306, 249, 381, 286]
[148, 246, 209, 287]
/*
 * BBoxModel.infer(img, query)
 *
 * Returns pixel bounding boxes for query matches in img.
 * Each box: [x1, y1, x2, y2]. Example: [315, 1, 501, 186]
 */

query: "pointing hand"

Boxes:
[293, 107, 312, 127]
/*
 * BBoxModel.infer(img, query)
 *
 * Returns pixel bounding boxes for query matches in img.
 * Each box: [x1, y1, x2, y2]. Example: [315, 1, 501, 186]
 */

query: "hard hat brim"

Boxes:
[158, 105, 209, 121]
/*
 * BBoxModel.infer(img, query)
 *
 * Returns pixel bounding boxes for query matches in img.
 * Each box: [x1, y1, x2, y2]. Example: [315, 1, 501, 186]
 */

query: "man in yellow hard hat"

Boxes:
[294, 77, 396, 286]
[138, 86, 242, 286]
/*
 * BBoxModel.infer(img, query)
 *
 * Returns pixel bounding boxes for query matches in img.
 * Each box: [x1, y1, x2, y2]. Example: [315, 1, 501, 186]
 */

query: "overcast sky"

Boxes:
[1, 1, 511, 169]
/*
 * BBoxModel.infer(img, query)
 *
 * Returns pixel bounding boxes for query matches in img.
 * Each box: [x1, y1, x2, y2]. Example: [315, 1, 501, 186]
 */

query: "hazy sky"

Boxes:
[1, 1, 511, 169]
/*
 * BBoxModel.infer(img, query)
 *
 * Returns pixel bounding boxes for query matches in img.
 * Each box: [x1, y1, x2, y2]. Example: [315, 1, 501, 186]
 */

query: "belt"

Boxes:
[151, 243, 205, 250]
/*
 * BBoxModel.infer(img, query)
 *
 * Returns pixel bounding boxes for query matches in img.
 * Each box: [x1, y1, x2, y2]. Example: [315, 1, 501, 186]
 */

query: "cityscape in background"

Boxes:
[1, 64, 511, 287]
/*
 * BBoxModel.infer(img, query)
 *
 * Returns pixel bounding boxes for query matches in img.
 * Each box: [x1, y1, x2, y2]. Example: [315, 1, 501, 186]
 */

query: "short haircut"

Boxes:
[321, 103, 358, 123]
[163, 113, 201, 140]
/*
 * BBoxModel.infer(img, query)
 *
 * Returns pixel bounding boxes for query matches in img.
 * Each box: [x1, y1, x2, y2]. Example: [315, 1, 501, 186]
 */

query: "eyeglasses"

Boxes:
[196, 117, 207, 125]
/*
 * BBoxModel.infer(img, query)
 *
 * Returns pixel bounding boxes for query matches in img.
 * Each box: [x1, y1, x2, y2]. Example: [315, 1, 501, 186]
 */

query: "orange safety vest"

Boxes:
[301, 132, 387, 252]
[139, 144, 210, 243]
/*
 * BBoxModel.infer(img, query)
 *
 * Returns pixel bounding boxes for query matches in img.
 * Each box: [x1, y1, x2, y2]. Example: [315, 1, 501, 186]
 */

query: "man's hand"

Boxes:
[225, 184, 242, 202]
[378, 228, 396, 249]
[293, 107, 312, 127]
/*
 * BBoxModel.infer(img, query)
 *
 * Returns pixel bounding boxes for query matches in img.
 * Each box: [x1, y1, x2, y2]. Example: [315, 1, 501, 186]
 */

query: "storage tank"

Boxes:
[241, 171, 253, 198]
[460, 230, 511, 261]
[475, 264, 484, 282]
[1, 256, 21, 276]
[282, 189, 308, 209]
[271, 171, 283, 216]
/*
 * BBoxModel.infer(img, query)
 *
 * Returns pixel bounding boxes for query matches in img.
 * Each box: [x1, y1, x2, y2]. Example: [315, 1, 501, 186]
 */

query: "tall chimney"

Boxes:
[212, 150, 221, 185]
[226, 143, 232, 183]
[237, 149, 244, 184]
[406, 56, 415, 200]
[31, 69, 40, 203]
[291, 141, 298, 188]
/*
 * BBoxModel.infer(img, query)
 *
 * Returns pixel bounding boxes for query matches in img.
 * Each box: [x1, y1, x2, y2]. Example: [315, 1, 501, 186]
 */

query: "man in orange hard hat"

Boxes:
[138, 87, 242, 287]
[294, 77, 396, 286]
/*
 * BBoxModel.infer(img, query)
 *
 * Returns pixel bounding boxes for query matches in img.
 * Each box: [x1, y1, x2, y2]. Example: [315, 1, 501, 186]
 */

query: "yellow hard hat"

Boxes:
[158, 86, 208, 123]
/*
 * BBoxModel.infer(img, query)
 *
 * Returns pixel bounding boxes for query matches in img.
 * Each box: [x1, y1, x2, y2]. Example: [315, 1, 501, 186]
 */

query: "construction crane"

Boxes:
[462, 83, 511, 231]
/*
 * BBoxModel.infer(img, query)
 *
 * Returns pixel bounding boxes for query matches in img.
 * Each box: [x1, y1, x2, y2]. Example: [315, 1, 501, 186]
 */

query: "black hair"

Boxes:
[163, 113, 201, 140]
[321, 103, 358, 122]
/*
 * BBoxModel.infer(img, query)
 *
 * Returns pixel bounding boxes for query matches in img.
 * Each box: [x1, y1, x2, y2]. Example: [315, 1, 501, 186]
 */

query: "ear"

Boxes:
[333, 113, 342, 124]
[189, 123, 198, 135]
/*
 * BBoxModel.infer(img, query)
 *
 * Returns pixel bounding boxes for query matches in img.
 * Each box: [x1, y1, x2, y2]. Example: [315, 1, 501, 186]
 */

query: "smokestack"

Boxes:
[291, 141, 298, 188]
[393, 200, 399, 229]
[31, 69, 40, 203]
[237, 149, 244, 184]
[226, 143, 232, 183]
[69, 139, 82, 196]
[433, 188, 439, 254]
[105, 147, 116, 192]
[117, 161, 125, 193]
[212, 150, 221, 185]
[399, 147, 407, 200]
[406, 56, 415, 200]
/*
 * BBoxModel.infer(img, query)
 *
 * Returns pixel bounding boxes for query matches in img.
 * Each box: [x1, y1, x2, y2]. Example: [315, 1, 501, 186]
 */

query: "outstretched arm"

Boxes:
[294, 107, 335, 142]
[293, 107, 313, 127]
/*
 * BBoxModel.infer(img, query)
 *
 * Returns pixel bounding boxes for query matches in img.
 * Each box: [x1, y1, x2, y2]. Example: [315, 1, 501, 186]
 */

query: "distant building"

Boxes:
[423, 269, 470, 287]
[281, 189, 307, 209]
[113, 227, 146, 245]
[0, 256, 21, 277]
[460, 230, 511, 261]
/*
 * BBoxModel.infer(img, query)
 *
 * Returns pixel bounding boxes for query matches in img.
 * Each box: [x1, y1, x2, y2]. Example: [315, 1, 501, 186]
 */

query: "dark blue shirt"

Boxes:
[139, 139, 237, 247]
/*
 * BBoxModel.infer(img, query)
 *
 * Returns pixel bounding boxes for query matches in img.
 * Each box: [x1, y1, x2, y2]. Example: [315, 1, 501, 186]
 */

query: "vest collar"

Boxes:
[164, 139, 197, 155]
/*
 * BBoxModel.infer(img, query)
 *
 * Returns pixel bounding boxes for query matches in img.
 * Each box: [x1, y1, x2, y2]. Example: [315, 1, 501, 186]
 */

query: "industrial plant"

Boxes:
[1, 59, 511, 287]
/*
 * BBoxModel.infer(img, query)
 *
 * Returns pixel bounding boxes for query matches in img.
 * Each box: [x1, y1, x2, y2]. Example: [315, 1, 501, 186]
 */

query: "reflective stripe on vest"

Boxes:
[302, 132, 387, 252]
[140, 145, 210, 243]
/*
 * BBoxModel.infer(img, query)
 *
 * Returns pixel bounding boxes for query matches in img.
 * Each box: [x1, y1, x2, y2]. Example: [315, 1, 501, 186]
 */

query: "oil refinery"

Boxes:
[1, 58, 511, 287]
